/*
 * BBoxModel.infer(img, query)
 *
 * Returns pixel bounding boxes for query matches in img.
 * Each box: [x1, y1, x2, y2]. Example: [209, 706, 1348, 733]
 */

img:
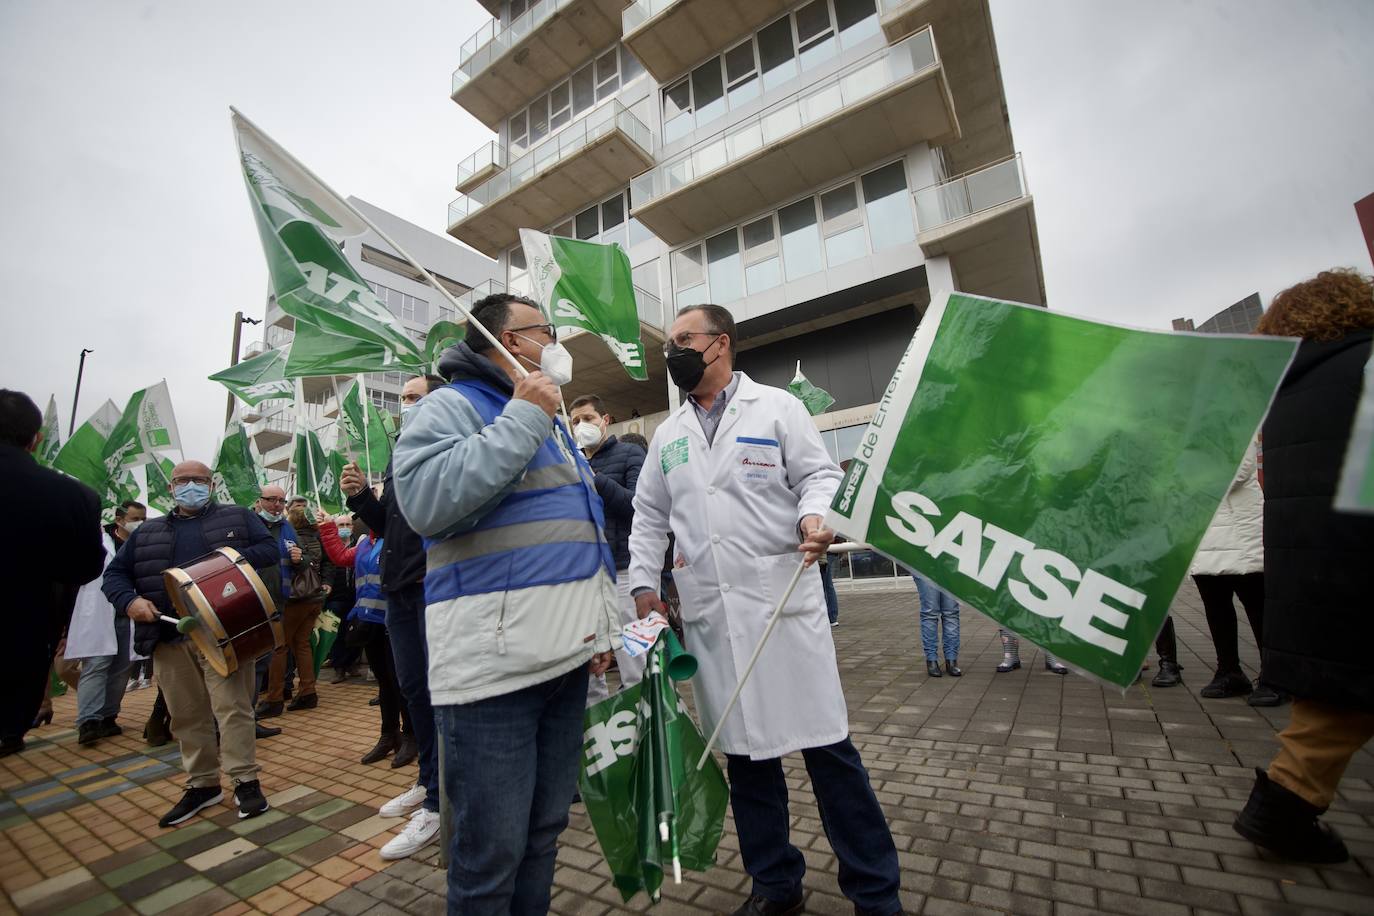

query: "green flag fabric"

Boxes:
[145, 457, 176, 514]
[338, 379, 392, 474]
[825, 291, 1298, 689]
[102, 381, 181, 473]
[37, 395, 61, 467]
[579, 634, 729, 903]
[787, 362, 835, 416]
[234, 111, 425, 377]
[292, 427, 342, 514]
[105, 469, 140, 523]
[53, 400, 121, 492]
[209, 348, 293, 406]
[519, 229, 647, 381]
[1336, 350, 1374, 514]
[424, 319, 466, 371]
[213, 425, 263, 508]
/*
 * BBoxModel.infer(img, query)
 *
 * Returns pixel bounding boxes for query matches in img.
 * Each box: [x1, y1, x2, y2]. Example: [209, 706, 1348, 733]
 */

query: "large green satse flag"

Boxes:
[519, 229, 647, 381]
[1336, 350, 1374, 514]
[579, 635, 728, 903]
[209, 348, 294, 406]
[293, 427, 343, 514]
[37, 395, 61, 467]
[213, 424, 263, 508]
[145, 456, 176, 515]
[826, 292, 1299, 689]
[234, 110, 425, 377]
[338, 379, 393, 474]
[54, 400, 121, 492]
[103, 381, 181, 473]
[787, 362, 835, 416]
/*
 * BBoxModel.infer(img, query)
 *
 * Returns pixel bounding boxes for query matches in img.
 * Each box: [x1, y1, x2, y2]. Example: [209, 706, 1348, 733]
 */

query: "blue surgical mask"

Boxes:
[258, 509, 283, 523]
[174, 482, 211, 510]
[337, 527, 352, 540]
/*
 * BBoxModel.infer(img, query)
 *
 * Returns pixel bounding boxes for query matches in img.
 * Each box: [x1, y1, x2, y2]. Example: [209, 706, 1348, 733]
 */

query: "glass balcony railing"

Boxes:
[448, 101, 654, 227]
[250, 414, 295, 439]
[452, 0, 576, 96]
[622, 0, 679, 35]
[631, 28, 937, 206]
[913, 154, 1027, 232]
[456, 142, 506, 190]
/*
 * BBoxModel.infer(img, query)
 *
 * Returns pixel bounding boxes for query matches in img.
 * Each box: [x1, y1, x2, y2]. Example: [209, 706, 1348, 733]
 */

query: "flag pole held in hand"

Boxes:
[695, 559, 808, 770]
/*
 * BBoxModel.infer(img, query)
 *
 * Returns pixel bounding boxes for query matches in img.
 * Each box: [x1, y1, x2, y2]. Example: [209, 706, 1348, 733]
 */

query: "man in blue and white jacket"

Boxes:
[393, 293, 618, 913]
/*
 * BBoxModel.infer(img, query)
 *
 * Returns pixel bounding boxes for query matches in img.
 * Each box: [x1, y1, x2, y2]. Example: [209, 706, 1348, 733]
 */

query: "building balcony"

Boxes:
[249, 413, 295, 452]
[262, 442, 293, 472]
[877, 0, 943, 44]
[450, 0, 628, 130]
[629, 28, 956, 246]
[456, 142, 506, 195]
[913, 154, 1030, 254]
[447, 101, 655, 258]
[621, 0, 794, 83]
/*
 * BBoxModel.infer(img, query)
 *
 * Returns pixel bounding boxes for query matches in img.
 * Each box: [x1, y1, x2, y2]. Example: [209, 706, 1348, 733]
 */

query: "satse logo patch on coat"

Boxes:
[661, 436, 689, 474]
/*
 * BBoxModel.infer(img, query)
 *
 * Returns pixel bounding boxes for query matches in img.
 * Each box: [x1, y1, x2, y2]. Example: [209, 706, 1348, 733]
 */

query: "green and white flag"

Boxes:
[213, 424, 263, 508]
[102, 468, 141, 525]
[338, 378, 393, 474]
[1336, 350, 1374, 514]
[787, 362, 835, 416]
[209, 347, 294, 406]
[102, 381, 181, 473]
[826, 292, 1298, 689]
[233, 110, 425, 377]
[145, 456, 176, 515]
[37, 395, 61, 467]
[293, 427, 342, 514]
[424, 319, 466, 371]
[53, 400, 121, 492]
[519, 229, 647, 381]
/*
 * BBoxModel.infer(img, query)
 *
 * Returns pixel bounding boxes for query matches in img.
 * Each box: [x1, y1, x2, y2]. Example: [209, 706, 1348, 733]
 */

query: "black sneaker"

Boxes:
[286, 693, 318, 712]
[1247, 682, 1287, 707]
[1200, 668, 1252, 699]
[234, 780, 270, 819]
[78, 721, 102, 746]
[159, 786, 224, 828]
[97, 717, 123, 738]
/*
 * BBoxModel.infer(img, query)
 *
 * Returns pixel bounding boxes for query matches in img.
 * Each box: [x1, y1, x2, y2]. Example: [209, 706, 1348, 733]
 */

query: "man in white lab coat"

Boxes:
[629, 305, 902, 916]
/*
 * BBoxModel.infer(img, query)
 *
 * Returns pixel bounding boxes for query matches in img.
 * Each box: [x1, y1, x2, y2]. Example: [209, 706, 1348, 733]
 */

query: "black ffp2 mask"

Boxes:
[665, 338, 722, 391]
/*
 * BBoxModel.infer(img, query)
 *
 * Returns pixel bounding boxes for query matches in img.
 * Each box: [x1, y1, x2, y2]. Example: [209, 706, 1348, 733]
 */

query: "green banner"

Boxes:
[53, 400, 121, 492]
[234, 111, 425, 377]
[102, 381, 181, 473]
[520, 230, 647, 380]
[424, 319, 466, 371]
[293, 427, 342, 514]
[1336, 350, 1374, 514]
[212, 424, 263, 508]
[209, 348, 294, 406]
[579, 636, 728, 903]
[787, 362, 835, 416]
[145, 456, 176, 514]
[338, 379, 393, 474]
[826, 292, 1298, 688]
[37, 395, 61, 467]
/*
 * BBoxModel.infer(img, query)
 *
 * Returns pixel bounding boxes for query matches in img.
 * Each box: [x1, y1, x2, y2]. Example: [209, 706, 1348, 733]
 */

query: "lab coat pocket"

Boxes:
[754, 552, 825, 622]
[670, 563, 706, 624]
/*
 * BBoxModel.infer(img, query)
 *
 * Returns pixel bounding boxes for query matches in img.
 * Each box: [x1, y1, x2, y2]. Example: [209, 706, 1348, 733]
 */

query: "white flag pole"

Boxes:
[294, 379, 322, 515]
[357, 373, 373, 478]
[695, 560, 808, 771]
[229, 107, 527, 381]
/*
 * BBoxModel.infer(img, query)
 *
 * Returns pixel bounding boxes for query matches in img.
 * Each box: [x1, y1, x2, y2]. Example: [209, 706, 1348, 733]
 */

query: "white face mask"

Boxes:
[573, 421, 603, 450]
[516, 333, 574, 387]
[123, 520, 142, 533]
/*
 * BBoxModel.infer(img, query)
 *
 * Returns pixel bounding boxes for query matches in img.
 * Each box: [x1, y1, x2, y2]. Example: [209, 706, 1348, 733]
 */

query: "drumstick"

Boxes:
[158, 614, 200, 634]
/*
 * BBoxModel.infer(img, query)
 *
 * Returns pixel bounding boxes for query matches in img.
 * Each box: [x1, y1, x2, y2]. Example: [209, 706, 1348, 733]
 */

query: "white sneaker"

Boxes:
[379, 783, 427, 818]
[379, 807, 440, 860]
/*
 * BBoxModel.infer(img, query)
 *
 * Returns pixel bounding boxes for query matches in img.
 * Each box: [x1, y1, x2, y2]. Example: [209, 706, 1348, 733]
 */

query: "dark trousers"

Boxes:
[387, 582, 438, 811]
[1156, 616, 1177, 662]
[726, 737, 901, 913]
[1194, 572, 1264, 673]
[364, 630, 411, 736]
[329, 605, 363, 671]
[2, 629, 54, 741]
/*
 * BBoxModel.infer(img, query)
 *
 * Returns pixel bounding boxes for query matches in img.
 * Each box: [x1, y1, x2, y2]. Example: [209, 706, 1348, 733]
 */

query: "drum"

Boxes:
[164, 548, 283, 677]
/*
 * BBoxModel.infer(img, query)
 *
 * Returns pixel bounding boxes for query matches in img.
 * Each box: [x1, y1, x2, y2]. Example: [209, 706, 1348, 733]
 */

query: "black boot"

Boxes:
[1201, 668, 1252, 699]
[1233, 768, 1348, 863]
[945, 659, 962, 677]
[1151, 659, 1182, 687]
[361, 731, 400, 765]
[144, 706, 172, 747]
[925, 659, 943, 677]
[731, 890, 804, 916]
[78, 721, 102, 746]
[1247, 682, 1287, 707]
[391, 733, 418, 768]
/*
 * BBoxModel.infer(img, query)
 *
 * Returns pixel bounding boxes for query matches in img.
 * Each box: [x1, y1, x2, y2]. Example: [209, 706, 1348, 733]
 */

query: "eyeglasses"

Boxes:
[662, 331, 719, 357]
[172, 476, 211, 486]
[258, 496, 286, 504]
[508, 323, 556, 341]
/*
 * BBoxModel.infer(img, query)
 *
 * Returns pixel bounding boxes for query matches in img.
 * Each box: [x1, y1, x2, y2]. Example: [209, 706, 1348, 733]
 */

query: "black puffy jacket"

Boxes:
[587, 435, 645, 571]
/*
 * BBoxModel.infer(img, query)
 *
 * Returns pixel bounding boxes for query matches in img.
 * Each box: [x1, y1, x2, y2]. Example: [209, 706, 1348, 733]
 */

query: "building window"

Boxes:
[507, 45, 643, 156]
[672, 245, 708, 308]
[860, 161, 914, 250]
[742, 215, 782, 294]
[779, 198, 823, 281]
[724, 39, 760, 109]
[705, 230, 744, 304]
[368, 280, 429, 326]
[758, 17, 798, 91]
[370, 390, 400, 414]
[820, 182, 865, 267]
[437, 304, 455, 324]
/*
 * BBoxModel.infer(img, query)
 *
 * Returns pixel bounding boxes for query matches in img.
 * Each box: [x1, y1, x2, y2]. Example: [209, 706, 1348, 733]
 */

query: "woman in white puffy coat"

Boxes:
[1191, 442, 1276, 704]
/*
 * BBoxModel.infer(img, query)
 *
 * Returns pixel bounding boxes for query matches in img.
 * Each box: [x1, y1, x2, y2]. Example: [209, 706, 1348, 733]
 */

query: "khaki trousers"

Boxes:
[154, 641, 258, 788]
[1269, 698, 1374, 809]
[266, 597, 323, 702]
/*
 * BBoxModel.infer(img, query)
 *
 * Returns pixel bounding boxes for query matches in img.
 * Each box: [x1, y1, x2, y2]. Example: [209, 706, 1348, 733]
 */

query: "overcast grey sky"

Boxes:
[1, 0, 1371, 478]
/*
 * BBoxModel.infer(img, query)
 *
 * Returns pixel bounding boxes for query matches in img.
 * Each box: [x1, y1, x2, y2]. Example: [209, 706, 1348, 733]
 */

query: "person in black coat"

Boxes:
[0, 390, 104, 756]
[1233, 268, 1374, 864]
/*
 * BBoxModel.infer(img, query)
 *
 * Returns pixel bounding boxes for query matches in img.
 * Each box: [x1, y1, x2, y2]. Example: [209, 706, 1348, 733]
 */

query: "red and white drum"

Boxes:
[163, 548, 283, 677]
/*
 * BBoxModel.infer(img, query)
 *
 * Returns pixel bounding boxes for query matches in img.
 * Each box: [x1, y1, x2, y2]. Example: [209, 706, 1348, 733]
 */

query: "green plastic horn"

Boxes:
[662, 629, 697, 681]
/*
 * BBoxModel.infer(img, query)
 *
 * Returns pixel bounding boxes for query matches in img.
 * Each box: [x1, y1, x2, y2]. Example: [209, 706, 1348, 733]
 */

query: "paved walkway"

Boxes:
[3, 582, 1372, 915]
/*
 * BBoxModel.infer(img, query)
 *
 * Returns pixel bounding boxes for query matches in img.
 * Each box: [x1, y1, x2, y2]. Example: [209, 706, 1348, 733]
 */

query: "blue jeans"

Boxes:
[820, 561, 840, 624]
[387, 583, 438, 812]
[914, 573, 960, 661]
[726, 737, 901, 913]
[437, 664, 588, 915]
[76, 616, 132, 726]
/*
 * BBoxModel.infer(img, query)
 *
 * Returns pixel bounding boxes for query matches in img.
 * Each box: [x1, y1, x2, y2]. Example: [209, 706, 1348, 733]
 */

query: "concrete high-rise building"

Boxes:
[1172, 292, 1263, 335]
[445, 0, 1044, 584]
[242, 197, 498, 484]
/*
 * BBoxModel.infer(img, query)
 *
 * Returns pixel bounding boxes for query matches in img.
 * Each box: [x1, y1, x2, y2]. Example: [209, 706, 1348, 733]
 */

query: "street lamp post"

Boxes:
[225, 312, 263, 427]
[69, 348, 93, 437]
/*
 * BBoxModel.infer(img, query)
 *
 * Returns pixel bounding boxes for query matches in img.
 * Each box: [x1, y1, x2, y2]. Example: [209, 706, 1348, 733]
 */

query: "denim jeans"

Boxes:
[820, 561, 840, 625]
[726, 737, 901, 913]
[387, 583, 438, 812]
[436, 664, 589, 915]
[914, 573, 960, 661]
[76, 615, 132, 726]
